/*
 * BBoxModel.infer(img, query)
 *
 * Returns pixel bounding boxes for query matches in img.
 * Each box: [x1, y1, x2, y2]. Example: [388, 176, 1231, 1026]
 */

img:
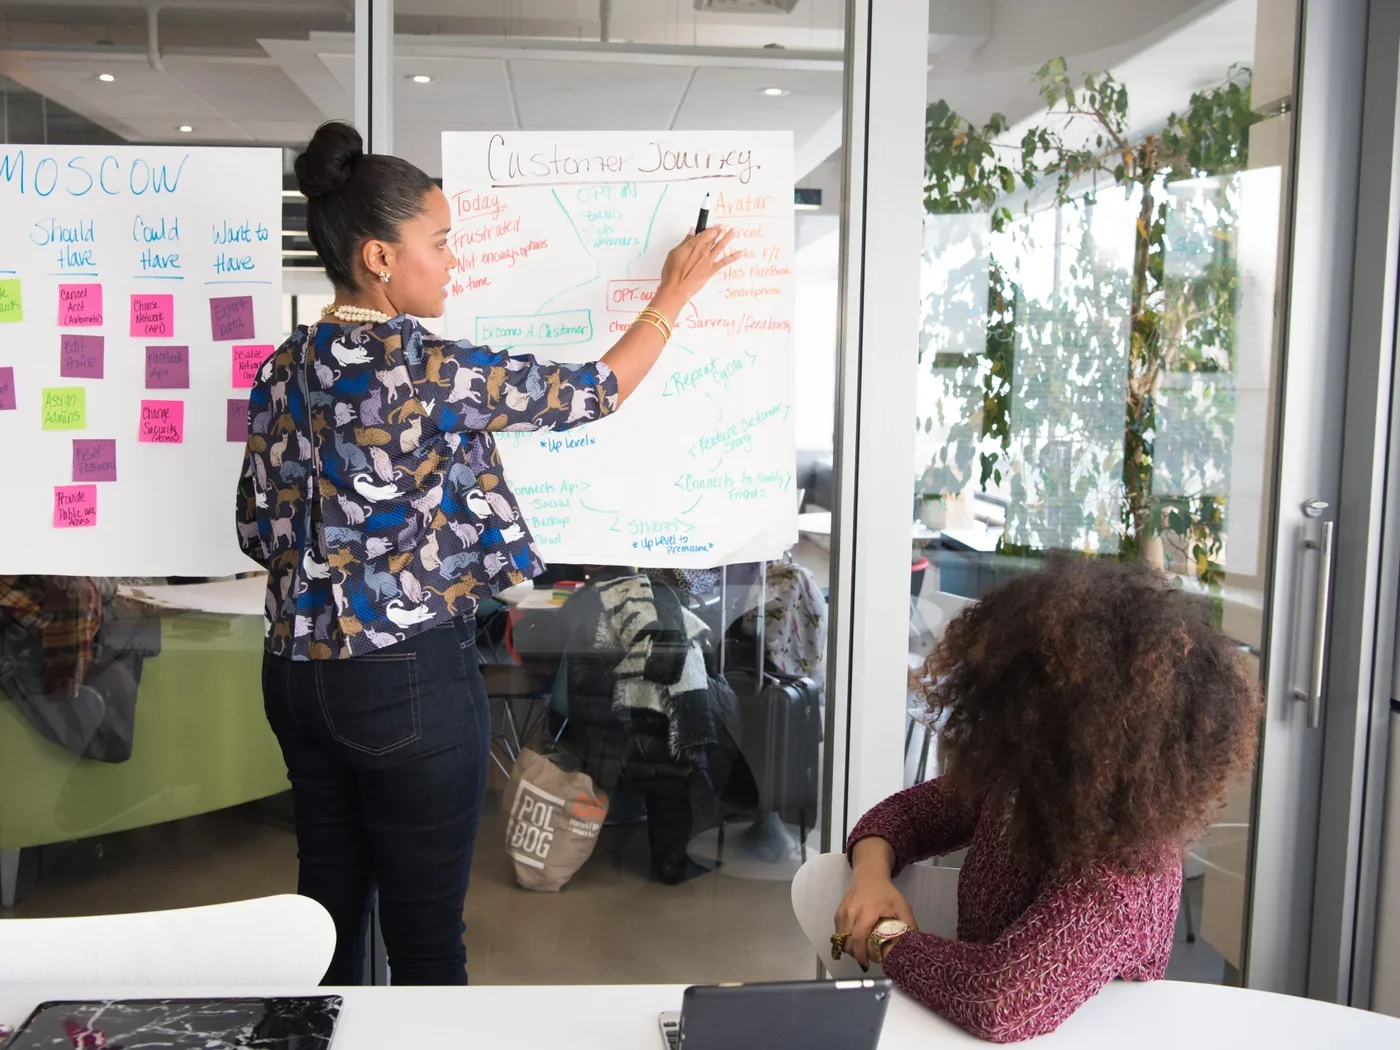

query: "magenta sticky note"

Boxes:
[232, 344, 272, 388]
[60, 334, 104, 379]
[227, 398, 249, 442]
[58, 284, 103, 327]
[72, 439, 117, 483]
[210, 295, 255, 341]
[54, 484, 97, 528]
[145, 345, 190, 389]
[139, 399, 184, 443]
[130, 294, 175, 338]
[0, 367, 14, 411]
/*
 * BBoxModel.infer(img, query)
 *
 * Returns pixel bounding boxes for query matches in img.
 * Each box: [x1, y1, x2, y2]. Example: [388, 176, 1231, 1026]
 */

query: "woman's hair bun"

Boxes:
[295, 120, 364, 199]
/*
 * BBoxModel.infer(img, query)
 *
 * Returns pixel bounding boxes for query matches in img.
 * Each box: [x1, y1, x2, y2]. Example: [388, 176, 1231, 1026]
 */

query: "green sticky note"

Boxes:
[0, 279, 21, 323]
[41, 387, 86, 430]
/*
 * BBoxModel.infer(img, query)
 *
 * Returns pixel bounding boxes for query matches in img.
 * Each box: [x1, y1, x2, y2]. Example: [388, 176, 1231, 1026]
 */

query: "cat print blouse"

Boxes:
[235, 315, 618, 660]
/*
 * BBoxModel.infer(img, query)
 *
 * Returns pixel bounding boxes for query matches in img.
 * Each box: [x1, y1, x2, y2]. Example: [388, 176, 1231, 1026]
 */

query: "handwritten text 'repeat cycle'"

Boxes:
[486, 134, 759, 187]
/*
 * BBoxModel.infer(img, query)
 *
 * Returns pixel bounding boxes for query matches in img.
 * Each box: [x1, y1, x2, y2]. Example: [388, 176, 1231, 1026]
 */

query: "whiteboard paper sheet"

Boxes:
[440, 131, 797, 569]
[0, 145, 283, 576]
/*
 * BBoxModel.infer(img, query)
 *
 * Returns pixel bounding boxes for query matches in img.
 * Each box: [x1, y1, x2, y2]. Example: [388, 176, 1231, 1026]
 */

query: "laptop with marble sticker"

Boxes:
[2, 996, 341, 1049]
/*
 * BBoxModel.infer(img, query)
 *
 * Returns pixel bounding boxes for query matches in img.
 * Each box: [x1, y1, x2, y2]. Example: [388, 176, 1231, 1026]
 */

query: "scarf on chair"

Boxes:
[596, 574, 715, 760]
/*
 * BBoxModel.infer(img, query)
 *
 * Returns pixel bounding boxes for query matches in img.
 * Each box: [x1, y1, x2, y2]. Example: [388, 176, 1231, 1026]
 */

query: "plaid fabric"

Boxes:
[0, 575, 114, 700]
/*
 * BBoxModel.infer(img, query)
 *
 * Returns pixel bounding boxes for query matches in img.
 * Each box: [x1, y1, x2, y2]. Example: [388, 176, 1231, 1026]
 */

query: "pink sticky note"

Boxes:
[58, 284, 103, 327]
[227, 398, 249, 442]
[145, 345, 190, 389]
[60, 334, 104, 379]
[130, 294, 175, 338]
[54, 484, 97, 528]
[72, 439, 117, 482]
[0, 367, 14, 411]
[210, 295, 255, 341]
[138, 399, 184, 443]
[232, 344, 272, 388]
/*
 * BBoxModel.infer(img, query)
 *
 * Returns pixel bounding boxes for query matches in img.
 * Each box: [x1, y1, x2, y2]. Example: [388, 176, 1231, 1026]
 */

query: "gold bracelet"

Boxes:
[637, 305, 674, 340]
[632, 314, 670, 341]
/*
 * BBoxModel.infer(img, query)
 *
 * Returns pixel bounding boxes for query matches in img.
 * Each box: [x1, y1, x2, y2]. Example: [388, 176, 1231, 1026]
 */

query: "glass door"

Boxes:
[842, 0, 1366, 996]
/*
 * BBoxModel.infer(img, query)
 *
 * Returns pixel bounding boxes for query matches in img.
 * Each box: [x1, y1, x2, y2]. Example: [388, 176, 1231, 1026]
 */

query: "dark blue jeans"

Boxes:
[262, 616, 489, 986]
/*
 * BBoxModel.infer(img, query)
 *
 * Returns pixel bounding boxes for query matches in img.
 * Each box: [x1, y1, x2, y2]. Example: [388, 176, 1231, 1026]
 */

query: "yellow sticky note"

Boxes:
[0, 279, 22, 323]
[42, 387, 86, 430]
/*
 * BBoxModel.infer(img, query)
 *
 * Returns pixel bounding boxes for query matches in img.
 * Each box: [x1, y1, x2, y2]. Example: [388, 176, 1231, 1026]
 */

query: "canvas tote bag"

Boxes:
[505, 748, 609, 891]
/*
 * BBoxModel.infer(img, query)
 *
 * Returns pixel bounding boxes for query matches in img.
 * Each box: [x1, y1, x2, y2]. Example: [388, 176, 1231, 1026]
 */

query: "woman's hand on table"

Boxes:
[836, 837, 918, 968]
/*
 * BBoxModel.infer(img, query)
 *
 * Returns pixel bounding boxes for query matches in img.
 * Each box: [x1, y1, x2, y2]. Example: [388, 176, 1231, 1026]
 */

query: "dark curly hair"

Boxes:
[920, 553, 1261, 877]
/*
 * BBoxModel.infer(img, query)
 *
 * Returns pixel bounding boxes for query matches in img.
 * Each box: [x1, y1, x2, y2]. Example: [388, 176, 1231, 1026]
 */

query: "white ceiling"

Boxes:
[0, 0, 1264, 192]
[0, 26, 843, 178]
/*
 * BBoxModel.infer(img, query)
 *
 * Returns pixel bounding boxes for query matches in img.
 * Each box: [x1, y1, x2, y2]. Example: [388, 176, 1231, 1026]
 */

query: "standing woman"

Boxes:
[236, 120, 737, 985]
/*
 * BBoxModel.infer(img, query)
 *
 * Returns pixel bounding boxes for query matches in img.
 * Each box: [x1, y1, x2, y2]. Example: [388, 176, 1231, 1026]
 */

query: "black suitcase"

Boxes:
[722, 667, 822, 824]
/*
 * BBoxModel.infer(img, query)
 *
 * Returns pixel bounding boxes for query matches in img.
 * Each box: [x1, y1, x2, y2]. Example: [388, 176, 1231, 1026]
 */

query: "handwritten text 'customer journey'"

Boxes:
[440, 131, 797, 568]
[0, 145, 283, 575]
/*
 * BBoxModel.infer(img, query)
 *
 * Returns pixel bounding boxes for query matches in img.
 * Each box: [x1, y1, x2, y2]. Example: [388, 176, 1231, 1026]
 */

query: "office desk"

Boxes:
[2, 980, 1397, 1048]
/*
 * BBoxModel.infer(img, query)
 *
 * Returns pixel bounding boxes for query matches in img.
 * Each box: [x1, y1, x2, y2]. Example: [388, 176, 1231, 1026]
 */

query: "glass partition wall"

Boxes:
[0, 0, 345, 917]
[1, 0, 1375, 1007]
[902, 0, 1298, 988]
[0, 0, 851, 989]
[870, 0, 1371, 1001]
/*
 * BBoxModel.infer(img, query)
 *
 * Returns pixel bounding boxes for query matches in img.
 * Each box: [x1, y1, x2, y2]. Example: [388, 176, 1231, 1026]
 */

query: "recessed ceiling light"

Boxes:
[761, 87, 789, 97]
[409, 74, 433, 84]
[177, 125, 194, 133]
[97, 73, 116, 83]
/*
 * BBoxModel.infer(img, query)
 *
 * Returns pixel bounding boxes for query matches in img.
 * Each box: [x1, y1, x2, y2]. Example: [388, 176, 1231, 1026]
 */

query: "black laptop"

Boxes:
[2, 996, 341, 1049]
[659, 979, 893, 1050]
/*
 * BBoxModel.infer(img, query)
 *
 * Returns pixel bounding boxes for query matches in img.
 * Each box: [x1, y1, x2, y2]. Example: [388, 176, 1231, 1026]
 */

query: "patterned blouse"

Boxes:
[848, 777, 1180, 1043]
[235, 316, 618, 660]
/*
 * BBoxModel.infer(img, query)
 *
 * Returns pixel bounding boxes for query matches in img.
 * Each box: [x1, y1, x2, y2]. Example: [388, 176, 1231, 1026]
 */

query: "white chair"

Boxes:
[0, 894, 335, 986]
[791, 852, 960, 979]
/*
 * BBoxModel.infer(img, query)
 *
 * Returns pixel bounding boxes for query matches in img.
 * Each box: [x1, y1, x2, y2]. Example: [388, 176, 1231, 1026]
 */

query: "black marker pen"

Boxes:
[696, 192, 712, 234]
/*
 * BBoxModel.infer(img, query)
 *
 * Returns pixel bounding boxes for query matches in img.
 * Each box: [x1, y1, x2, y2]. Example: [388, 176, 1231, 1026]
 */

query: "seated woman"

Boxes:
[835, 554, 1260, 1043]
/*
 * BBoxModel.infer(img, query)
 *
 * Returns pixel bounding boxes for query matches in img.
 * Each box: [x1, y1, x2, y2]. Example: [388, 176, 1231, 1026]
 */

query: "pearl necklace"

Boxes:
[320, 304, 392, 324]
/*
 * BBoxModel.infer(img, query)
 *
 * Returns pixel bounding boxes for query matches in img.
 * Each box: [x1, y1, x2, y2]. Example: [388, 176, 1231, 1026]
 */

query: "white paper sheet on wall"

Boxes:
[0, 145, 283, 577]
[440, 130, 797, 569]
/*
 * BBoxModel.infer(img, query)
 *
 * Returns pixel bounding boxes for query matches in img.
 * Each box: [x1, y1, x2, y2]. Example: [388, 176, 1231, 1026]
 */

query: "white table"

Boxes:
[118, 575, 266, 616]
[2, 981, 1396, 1048]
[797, 511, 939, 542]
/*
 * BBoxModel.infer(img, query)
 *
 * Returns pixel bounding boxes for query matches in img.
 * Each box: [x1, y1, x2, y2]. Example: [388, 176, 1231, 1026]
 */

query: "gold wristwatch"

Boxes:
[867, 918, 912, 965]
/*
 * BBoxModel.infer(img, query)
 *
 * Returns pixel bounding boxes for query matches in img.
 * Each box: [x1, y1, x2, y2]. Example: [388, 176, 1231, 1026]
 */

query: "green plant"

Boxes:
[919, 60, 1260, 582]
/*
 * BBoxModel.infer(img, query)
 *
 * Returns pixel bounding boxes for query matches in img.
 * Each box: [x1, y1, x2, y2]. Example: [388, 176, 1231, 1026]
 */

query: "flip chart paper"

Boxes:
[440, 130, 796, 568]
[0, 145, 282, 573]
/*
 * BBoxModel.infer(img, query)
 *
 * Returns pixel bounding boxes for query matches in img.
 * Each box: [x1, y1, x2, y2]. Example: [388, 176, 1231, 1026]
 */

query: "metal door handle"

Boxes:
[1293, 501, 1334, 729]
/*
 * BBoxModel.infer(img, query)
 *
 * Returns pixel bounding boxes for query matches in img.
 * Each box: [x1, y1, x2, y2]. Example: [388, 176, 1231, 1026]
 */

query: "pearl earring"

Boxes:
[378, 270, 392, 283]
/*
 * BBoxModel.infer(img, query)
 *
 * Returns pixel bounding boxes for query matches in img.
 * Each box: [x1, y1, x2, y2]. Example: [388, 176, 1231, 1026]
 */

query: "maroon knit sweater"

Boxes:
[847, 777, 1181, 1043]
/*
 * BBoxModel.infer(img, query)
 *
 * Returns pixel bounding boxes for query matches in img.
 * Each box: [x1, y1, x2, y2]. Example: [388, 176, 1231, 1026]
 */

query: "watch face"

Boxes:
[873, 919, 907, 937]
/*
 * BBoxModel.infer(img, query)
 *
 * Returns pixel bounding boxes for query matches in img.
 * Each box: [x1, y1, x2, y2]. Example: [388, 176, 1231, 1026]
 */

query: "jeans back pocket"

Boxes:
[314, 653, 421, 756]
